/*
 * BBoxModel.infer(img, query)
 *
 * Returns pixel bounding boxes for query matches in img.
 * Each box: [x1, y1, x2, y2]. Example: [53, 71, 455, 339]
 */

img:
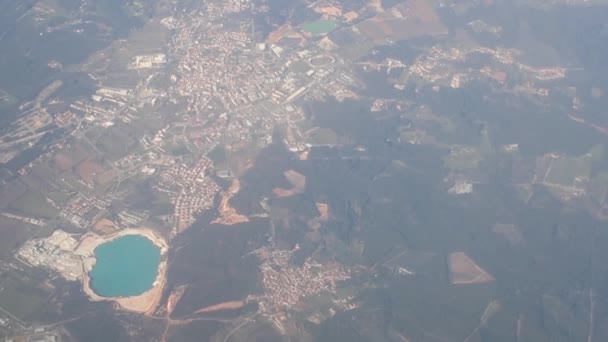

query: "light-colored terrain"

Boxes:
[315, 202, 329, 221]
[166, 285, 187, 315]
[448, 252, 494, 285]
[194, 300, 245, 314]
[273, 170, 306, 197]
[92, 218, 120, 235]
[212, 179, 249, 225]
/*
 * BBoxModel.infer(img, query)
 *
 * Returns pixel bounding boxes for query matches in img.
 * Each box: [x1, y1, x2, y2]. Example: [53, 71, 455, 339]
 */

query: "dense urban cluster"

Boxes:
[158, 156, 220, 235]
[254, 246, 350, 314]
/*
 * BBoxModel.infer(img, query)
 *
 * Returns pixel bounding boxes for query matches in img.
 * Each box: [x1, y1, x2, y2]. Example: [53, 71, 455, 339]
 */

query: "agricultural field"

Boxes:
[302, 20, 336, 35]
[444, 146, 483, 170]
[0, 218, 38, 260]
[543, 155, 590, 188]
[0, 272, 49, 322]
[337, 41, 375, 61]
[448, 252, 495, 285]
[492, 223, 523, 246]
[8, 190, 58, 219]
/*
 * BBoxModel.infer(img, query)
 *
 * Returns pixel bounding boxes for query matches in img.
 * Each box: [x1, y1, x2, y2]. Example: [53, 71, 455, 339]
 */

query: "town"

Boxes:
[0, 0, 603, 340]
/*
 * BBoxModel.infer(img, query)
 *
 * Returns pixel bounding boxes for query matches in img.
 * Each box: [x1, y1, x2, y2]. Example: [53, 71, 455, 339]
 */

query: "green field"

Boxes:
[589, 144, 604, 162]
[577, 155, 592, 180]
[444, 146, 482, 170]
[46, 190, 74, 205]
[0, 218, 37, 260]
[165, 141, 191, 156]
[307, 128, 340, 145]
[0, 276, 47, 321]
[8, 190, 58, 219]
[544, 157, 582, 187]
[590, 172, 608, 203]
[338, 41, 375, 61]
[302, 20, 336, 34]
[95, 130, 138, 160]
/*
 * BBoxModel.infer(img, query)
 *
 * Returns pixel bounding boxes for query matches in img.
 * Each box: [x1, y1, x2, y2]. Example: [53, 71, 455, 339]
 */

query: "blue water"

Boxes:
[89, 235, 161, 297]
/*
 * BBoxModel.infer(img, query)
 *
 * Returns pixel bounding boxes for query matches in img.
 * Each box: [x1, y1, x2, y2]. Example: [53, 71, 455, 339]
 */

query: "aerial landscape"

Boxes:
[1, 0, 608, 341]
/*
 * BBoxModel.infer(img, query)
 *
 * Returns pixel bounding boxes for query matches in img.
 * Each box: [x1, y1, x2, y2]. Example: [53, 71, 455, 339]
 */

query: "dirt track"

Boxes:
[194, 301, 245, 314]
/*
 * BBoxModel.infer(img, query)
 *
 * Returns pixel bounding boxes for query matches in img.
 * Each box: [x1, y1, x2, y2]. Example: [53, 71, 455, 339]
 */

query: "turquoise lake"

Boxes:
[89, 235, 161, 297]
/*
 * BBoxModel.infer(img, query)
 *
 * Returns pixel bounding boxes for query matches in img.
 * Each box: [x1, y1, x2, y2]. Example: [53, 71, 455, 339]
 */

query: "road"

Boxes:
[222, 313, 258, 342]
